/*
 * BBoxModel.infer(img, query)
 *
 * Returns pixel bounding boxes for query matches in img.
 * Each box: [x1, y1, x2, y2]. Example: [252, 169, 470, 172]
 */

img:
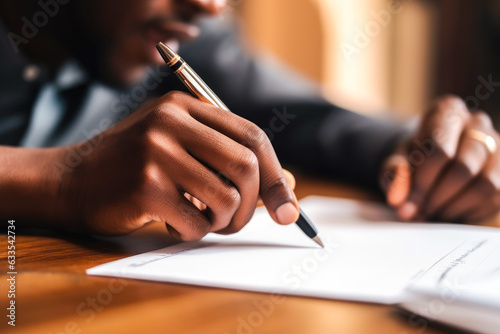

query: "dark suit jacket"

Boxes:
[0, 18, 407, 192]
[174, 19, 408, 190]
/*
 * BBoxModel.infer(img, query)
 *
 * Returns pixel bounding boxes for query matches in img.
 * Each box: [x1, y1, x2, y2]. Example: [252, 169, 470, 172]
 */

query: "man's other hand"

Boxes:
[381, 95, 500, 223]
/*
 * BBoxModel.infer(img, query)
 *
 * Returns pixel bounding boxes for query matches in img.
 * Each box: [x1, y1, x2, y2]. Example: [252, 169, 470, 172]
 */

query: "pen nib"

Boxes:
[156, 42, 176, 63]
[312, 236, 324, 248]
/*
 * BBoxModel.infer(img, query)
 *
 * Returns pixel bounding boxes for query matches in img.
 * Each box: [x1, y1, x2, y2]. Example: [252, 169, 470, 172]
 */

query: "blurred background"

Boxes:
[232, 0, 500, 126]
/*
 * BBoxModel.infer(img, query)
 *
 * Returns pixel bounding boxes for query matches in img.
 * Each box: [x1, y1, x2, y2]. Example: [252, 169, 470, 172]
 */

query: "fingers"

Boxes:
[421, 114, 491, 217]
[438, 173, 498, 221]
[257, 169, 296, 207]
[174, 92, 299, 225]
[142, 169, 213, 241]
[382, 153, 411, 207]
[162, 196, 213, 241]
[437, 125, 500, 222]
[399, 96, 470, 220]
[463, 194, 500, 222]
[173, 152, 242, 233]
[174, 116, 260, 234]
[146, 144, 248, 238]
[390, 97, 500, 223]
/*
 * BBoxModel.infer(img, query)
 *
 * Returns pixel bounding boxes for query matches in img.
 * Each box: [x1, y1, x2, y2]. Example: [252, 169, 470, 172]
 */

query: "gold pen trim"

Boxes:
[167, 54, 181, 67]
[174, 62, 186, 74]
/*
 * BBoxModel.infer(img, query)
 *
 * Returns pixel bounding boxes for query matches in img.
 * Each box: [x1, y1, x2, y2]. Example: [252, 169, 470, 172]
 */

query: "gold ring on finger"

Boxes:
[466, 129, 497, 154]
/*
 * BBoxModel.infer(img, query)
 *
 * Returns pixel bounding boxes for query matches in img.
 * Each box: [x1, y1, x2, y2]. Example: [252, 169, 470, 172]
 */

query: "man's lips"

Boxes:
[138, 20, 199, 64]
[143, 20, 200, 45]
[143, 20, 200, 63]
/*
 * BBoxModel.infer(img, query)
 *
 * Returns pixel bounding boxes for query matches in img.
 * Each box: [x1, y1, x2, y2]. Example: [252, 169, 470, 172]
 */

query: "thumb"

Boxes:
[380, 153, 411, 207]
[257, 169, 296, 207]
[260, 170, 300, 226]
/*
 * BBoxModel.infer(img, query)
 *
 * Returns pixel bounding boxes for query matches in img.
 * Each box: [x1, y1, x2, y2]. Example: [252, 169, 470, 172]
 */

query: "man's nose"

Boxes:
[180, 0, 227, 16]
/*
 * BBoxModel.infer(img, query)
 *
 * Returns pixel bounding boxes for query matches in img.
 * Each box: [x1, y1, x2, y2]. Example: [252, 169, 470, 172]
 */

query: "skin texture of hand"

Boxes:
[381, 95, 500, 223]
[53, 91, 300, 238]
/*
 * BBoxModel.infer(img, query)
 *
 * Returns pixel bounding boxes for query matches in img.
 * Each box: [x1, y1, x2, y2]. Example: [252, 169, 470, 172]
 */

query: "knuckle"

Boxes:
[139, 125, 180, 160]
[139, 130, 173, 161]
[472, 111, 493, 129]
[142, 128, 160, 147]
[229, 149, 259, 178]
[136, 163, 161, 195]
[437, 95, 467, 113]
[147, 105, 170, 121]
[218, 187, 241, 211]
[141, 107, 171, 132]
[243, 123, 270, 151]
[430, 95, 469, 122]
[146, 95, 187, 123]
[262, 175, 290, 202]
[161, 90, 186, 104]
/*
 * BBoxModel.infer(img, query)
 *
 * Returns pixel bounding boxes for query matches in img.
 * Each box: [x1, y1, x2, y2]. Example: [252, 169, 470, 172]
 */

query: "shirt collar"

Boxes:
[54, 60, 89, 90]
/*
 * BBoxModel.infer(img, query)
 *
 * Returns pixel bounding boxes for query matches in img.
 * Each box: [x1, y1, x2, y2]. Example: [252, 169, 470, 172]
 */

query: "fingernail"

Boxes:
[276, 202, 300, 225]
[399, 202, 418, 220]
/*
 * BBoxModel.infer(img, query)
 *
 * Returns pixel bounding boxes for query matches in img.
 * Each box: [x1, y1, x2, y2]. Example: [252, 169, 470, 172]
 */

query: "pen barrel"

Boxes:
[295, 209, 318, 238]
[176, 64, 230, 111]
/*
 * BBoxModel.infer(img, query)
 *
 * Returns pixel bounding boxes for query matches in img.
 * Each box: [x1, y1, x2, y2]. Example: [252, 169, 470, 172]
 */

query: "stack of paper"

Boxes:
[87, 196, 500, 333]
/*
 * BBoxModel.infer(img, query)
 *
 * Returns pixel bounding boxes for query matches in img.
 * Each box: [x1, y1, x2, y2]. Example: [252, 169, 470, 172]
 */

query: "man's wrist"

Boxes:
[0, 146, 74, 228]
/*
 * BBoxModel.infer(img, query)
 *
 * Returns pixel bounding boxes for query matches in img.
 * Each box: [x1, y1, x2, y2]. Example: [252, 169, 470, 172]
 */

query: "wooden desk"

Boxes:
[0, 177, 476, 334]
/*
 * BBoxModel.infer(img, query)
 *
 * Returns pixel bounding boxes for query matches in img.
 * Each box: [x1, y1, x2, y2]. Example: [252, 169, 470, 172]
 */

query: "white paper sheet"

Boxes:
[87, 196, 500, 306]
[400, 232, 500, 333]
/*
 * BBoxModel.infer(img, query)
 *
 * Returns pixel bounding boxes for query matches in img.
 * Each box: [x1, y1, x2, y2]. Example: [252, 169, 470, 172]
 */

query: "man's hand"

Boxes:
[59, 91, 299, 238]
[381, 95, 500, 223]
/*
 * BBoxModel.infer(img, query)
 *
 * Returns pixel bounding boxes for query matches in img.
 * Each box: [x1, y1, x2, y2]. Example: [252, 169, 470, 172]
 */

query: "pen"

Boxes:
[156, 42, 324, 248]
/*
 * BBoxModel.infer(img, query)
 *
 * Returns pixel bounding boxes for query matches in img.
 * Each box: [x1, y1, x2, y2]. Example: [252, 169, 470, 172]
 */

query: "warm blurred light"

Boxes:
[240, 0, 439, 117]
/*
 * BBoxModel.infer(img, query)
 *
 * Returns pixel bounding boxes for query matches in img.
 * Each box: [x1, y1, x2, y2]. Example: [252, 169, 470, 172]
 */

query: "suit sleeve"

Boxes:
[175, 19, 410, 192]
